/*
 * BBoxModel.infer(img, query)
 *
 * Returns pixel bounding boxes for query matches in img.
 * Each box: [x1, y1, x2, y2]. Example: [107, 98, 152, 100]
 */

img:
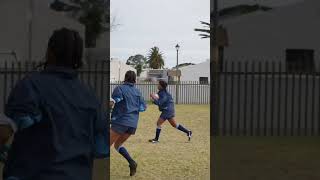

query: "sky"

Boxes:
[110, 0, 210, 68]
[110, 0, 303, 68]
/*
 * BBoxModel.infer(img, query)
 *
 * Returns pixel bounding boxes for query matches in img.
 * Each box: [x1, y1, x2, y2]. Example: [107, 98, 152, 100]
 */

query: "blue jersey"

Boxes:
[3, 66, 108, 180]
[111, 82, 146, 128]
[153, 89, 175, 114]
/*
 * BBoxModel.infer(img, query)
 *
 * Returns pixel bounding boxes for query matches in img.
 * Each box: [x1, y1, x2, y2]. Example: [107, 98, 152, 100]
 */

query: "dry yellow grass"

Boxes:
[110, 105, 210, 180]
[0, 105, 210, 180]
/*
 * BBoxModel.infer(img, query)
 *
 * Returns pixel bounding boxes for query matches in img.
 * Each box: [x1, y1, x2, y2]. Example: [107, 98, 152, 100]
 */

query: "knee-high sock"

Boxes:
[176, 124, 189, 134]
[117, 146, 134, 164]
[155, 127, 161, 141]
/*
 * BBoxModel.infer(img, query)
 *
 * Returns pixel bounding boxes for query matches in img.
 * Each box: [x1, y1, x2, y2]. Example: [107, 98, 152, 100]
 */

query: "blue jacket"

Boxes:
[3, 66, 108, 180]
[153, 89, 175, 113]
[111, 82, 146, 128]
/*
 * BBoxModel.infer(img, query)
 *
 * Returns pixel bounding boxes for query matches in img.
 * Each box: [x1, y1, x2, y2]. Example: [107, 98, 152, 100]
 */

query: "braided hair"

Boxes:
[46, 28, 83, 69]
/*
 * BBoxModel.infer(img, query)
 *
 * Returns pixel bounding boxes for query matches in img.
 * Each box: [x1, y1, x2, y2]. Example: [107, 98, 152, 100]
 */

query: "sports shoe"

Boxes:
[129, 161, 138, 176]
[148, 139, 159, 143]
[188, 131, 192, 141]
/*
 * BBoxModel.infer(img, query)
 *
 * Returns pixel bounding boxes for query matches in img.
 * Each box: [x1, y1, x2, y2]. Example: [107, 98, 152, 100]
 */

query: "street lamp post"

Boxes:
[212, 0, 219, 136]
[175, 44, 180, 104]
[28, 0, 34, 61]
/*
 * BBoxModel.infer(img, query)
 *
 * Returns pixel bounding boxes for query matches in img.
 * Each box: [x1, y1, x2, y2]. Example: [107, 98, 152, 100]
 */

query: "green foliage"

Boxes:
[147, 47, 165, 69]
[126, 54, 148, 76]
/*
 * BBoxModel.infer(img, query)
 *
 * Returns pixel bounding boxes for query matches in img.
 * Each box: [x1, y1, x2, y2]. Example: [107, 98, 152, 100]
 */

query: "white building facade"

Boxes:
[110, 58, 136, 82]
[179, 60, 210, 83]
[222, 0, 320, 70]
[0, 0, 85, 63]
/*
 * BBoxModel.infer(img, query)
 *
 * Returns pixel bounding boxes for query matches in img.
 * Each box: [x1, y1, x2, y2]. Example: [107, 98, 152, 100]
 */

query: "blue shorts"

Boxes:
[111, 123, 136, 135]
[160, 111, 175, 120]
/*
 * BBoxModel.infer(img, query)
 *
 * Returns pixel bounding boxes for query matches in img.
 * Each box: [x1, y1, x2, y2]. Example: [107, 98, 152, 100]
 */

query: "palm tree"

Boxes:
[195, 4, 272, 39]
[147, 47, 165, 69]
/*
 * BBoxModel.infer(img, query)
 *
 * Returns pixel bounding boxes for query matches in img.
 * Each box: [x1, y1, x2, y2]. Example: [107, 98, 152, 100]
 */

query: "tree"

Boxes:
[194, 4, 272, 39]
[126, 54, 148, 76]
[50, 0, 110, 48]
[147, 47, 165, 69]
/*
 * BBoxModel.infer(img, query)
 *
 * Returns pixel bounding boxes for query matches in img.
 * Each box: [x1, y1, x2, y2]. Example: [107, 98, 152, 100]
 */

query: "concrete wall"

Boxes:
[222, 0, 320, 69]
[110, 60, 136, 82]
[0, 0, 85, 63]
[180, 60, 210, 82]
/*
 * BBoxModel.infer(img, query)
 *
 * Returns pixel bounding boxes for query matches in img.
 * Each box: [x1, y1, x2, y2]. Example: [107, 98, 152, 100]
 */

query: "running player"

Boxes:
[149, 80, 192, 143]
[0, 28, 108, 180]
[109, 70, 146, 176]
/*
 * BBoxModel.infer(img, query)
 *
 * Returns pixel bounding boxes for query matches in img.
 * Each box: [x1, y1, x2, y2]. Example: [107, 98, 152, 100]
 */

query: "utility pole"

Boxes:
[28, 0, 34, 61]
[211, 0, 219, 136]
[175, 44, 180, 104]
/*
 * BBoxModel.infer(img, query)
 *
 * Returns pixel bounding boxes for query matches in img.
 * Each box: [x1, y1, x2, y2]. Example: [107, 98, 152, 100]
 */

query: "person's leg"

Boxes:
[114, 133, 137, 176]
[110, 128, 121, 147]
[149, 117, 166, 143]
[168, 117, 192, 141]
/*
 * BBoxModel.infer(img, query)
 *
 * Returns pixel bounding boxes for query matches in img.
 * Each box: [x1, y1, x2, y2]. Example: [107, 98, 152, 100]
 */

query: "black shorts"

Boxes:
[111, 123, 136, 135]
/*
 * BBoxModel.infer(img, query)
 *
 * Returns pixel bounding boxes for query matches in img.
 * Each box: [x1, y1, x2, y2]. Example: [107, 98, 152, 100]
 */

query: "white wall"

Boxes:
[110, 59, 136, 82]
[0, 0, 84, 63]
[180, 60, 210, 82]
[223, 0, 320, 64]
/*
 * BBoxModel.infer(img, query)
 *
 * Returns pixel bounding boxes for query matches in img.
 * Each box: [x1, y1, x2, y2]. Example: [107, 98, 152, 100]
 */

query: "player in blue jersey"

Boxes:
[0, 28, 108, 180]
[149, 80, 192, 143]
[109, 70, 147, 176]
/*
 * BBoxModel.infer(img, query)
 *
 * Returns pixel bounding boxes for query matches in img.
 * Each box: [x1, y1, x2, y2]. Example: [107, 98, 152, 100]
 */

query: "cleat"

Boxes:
[148, 139, 159, 143]
[129, 161, 137, 176]
[188, 131, 192, 141]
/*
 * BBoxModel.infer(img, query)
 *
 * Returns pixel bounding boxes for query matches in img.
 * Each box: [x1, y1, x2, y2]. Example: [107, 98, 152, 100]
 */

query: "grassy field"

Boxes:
[110, 105, 211, 180]
[213, 136, 320, 180]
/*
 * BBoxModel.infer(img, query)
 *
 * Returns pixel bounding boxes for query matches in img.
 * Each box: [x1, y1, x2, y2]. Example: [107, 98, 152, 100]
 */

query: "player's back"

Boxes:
[4, 66, 102, 180]
[111, 82, 145, 128]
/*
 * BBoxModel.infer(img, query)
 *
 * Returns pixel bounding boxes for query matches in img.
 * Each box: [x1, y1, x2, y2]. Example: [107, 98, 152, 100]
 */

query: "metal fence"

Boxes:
[215, 61, 320, 136]
[110, 81, 210, 104]
[0, 61, 109, 113]
[0, 61, 208, 113]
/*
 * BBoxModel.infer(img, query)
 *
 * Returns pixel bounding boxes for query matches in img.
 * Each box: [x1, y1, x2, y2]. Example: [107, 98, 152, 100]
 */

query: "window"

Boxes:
[286, 49, 315, 73]
[199, 77, 209, 84]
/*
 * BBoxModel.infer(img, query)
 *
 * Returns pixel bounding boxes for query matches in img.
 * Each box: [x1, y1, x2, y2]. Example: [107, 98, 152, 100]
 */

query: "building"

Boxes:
[179, 60, 210, 83]
[0, 0, 110, 65]
[0, 0, 85, 64]
[221, 0, 320, 71]
[110, 58, 136, 82]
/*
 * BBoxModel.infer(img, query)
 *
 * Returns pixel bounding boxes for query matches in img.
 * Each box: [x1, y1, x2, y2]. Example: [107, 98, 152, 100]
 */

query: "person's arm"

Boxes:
[5, 78, 41, 132]
[93, 103, 109, 159]
[0, 125, 12, 146]
[0, 114, 15, 146]
[153, 94, 168, 107]
[111, 86, 124, 104]
[139, 94, 147, 112]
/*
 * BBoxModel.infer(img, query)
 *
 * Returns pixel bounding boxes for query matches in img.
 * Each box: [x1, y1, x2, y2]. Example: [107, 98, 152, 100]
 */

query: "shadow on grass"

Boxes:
[212, 136, 320, 180]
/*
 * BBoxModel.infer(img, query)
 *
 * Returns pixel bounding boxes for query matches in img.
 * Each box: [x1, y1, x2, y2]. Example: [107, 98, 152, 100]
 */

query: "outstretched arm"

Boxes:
[153, 95, 168, 107]
[139, 95, 147, 112]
